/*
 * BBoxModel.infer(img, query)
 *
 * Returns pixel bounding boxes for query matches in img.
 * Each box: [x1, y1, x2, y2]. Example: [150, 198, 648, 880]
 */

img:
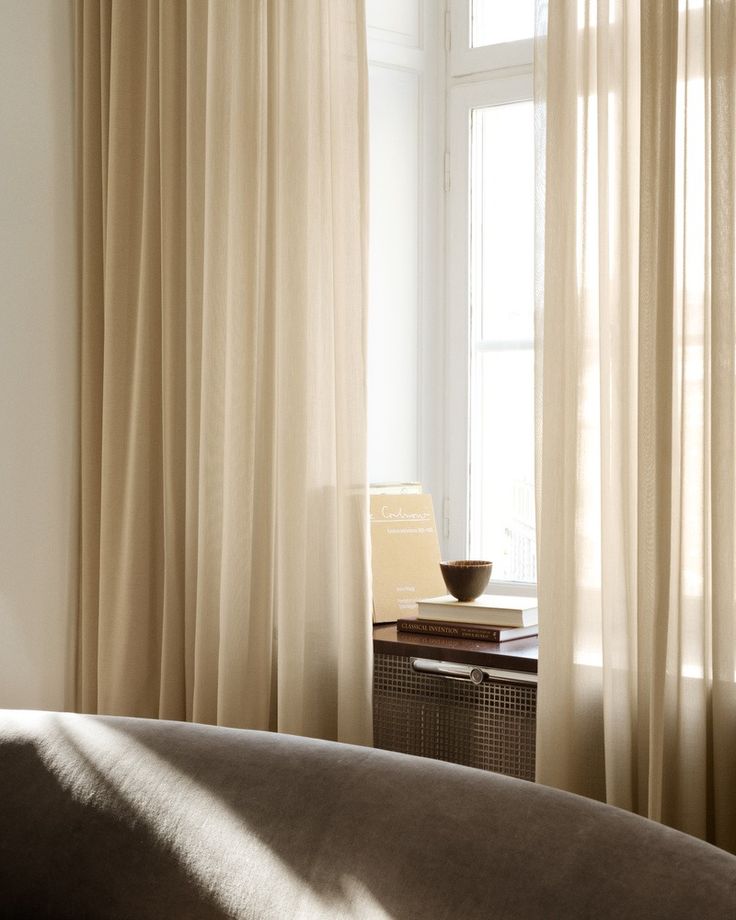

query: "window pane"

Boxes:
[469, 100, 535, 583]
[471, 0, 534, 47]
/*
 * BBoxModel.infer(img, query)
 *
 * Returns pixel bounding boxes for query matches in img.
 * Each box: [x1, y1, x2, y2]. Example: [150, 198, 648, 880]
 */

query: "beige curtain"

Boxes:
[76, 0, 372, 745]
[536, 0, 736, 850]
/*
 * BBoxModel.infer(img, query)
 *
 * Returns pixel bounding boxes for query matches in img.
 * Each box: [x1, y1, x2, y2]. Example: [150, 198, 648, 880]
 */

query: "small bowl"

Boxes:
[440, 560, 493, 602]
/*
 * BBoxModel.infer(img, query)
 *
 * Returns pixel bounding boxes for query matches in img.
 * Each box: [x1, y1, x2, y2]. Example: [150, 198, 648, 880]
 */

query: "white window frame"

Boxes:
[444, 3, 535, 597]
[449, 0, 534, 76]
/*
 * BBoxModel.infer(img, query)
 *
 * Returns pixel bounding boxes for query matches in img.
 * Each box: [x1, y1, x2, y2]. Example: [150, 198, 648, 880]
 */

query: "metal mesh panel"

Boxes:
[373, 652, 536, 781]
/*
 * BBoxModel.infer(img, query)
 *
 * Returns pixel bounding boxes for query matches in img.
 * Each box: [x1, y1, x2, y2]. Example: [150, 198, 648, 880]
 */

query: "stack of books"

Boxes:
[396, 594, 538, 643]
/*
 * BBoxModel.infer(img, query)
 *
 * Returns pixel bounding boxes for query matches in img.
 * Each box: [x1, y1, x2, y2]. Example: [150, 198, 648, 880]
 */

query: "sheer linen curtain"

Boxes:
[76, 0, 372, 745]
[535, 0, 736, 850]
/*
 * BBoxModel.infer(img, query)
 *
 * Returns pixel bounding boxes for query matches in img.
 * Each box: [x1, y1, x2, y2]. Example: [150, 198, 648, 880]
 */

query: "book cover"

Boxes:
[370, 493, 446, 623]
[416, 594, 538, 627]
[396, 617, 538, 643]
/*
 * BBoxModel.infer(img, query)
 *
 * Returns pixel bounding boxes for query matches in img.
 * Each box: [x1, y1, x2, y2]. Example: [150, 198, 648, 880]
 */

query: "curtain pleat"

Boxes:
[536, 0, 736, 850]
[709, 0, 736, 848]
[77, 0, 372, 745]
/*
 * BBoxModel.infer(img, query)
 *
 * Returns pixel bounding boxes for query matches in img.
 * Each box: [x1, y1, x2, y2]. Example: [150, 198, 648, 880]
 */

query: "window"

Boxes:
[446, 3, 536, 592]
[364, 2, 536, 593]
[471, 0, 535, 48]
[469, 98, 535, 583]
[451, 0, 534, 76]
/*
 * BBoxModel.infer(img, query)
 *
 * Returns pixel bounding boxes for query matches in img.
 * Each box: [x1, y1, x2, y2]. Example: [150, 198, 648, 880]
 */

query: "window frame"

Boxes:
[449, 0, 534, 76]
[444, 3, 536, 598]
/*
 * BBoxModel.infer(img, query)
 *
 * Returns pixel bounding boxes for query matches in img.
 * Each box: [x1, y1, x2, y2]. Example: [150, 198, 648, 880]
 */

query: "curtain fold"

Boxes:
[76, 0, 372, 745]
[536, 0, 736, 849]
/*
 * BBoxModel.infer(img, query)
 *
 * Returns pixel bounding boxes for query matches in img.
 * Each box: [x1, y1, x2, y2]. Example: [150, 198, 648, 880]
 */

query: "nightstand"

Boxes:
[373, 624, 538, 780]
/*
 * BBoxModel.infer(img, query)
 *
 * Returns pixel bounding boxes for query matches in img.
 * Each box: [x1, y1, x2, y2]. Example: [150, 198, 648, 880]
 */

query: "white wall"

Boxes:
[366, 0, 445, 497]
[0, 0, 77, 710]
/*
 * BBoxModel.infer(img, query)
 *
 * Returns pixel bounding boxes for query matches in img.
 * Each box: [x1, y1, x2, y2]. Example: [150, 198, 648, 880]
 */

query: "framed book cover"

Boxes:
[370, 493, 446, 623]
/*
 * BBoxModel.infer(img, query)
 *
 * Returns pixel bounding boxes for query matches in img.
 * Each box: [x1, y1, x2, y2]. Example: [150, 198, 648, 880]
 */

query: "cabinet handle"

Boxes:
[410, 658, 485, 684]
[410, 658, 538, 686]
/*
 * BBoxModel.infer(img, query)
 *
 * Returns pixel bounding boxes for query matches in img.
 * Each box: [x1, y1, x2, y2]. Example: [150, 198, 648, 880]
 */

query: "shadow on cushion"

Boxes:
[0, 711, 734, 919]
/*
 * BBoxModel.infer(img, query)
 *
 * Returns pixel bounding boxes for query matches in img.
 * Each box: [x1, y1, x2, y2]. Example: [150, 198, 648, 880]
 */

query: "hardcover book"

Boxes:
[396, 617, 538, 643]
[370, 493, 446, 623]
[416, 594, 538, 628]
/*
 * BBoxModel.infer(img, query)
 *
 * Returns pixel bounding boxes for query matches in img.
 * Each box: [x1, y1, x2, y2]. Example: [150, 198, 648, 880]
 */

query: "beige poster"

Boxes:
[370, 494, 446, 623]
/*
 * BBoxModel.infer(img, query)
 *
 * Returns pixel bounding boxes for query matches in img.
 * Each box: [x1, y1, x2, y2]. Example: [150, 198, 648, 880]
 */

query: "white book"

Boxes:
[416, 594, 538, 628]
[369, 482, 423, 495]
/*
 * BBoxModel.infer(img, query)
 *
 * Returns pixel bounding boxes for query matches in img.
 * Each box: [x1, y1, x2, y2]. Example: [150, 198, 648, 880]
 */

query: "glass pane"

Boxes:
[471, 0, 534, 47]
[469, 100, 535, 583]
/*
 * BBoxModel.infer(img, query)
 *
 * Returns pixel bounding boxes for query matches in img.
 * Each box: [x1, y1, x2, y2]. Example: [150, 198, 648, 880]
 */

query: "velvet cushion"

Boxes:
[0, 710, 734, 918]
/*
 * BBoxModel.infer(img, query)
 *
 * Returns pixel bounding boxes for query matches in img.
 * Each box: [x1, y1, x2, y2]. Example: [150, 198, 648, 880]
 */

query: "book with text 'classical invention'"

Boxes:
[396, 617, 538, 643]
[416, 595, 538, 628]
[370, 493, 446, 623]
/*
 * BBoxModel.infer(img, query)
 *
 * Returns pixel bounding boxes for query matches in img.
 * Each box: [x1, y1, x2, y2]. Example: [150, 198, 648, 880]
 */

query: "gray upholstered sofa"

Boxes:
[1, 710, 734, 918]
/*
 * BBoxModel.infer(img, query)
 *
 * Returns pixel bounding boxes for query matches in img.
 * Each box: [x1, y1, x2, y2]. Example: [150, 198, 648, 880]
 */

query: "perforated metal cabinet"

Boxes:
[372, 628, 537, 782]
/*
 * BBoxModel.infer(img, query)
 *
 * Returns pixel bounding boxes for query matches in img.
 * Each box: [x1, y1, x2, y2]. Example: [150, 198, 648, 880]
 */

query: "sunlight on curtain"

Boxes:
[76, 0, 372, 745]
[535, 0, 736, 850]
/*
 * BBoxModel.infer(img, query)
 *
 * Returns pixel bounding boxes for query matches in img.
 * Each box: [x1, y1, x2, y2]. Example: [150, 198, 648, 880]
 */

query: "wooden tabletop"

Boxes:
[373, 623, 538, 674]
